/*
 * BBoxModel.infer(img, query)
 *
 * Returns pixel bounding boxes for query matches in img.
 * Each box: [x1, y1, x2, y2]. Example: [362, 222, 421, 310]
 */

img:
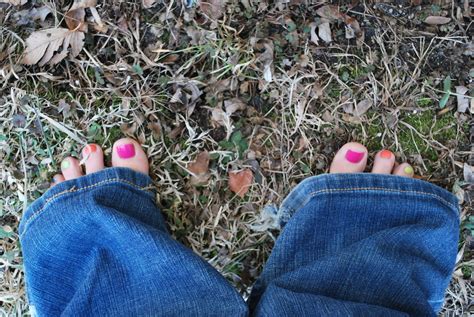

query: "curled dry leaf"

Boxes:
[229, 169, 253, 198]
[424, 16, 451, 25]
[65, 7, 87, 32]
[22, 28, 85, 65]
[188, 151, 211, 185]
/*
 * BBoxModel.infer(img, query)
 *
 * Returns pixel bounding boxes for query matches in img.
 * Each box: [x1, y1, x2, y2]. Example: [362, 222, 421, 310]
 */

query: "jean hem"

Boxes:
[19, 167, 155, 237]
[276, 173, 459, 226]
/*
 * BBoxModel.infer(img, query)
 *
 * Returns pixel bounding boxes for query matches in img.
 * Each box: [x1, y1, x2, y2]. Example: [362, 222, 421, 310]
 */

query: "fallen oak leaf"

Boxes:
[187, 151, 211, 185]
[229, 169, 253, 198]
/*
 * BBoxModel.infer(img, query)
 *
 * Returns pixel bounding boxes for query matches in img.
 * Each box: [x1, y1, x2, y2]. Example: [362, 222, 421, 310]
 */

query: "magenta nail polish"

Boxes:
[345, 149, 365, 163]
[117, 144, 135, 159]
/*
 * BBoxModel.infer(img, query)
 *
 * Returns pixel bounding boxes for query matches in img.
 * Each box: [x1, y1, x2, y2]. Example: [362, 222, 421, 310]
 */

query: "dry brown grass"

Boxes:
[1, 0, 473, 315]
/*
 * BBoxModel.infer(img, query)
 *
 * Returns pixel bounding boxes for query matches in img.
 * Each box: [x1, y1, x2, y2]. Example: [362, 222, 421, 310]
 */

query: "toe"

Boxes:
[82, 144, 105, 175]
[51, 174, 65, 187]
[61, 157, 83, 180]
[330, 142, 368, 173]
[393, 163, 414, 178]
[371, 150, 396, 174]
[111, 138, 149, 175]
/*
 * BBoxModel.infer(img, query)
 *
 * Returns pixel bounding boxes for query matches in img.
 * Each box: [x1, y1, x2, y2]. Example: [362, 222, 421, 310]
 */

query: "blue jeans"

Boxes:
[19, 168, 459, 316]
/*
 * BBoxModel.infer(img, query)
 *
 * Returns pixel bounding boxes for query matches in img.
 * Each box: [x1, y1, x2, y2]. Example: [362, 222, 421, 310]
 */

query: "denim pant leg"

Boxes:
[19, 168, 248, 317]
[249, 174, 459, 316]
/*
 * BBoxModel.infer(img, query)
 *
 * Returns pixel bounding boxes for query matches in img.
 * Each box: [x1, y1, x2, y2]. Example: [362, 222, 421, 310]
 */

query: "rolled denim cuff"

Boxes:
[277, 173, 459, 227]
[19, 167, 155, 237]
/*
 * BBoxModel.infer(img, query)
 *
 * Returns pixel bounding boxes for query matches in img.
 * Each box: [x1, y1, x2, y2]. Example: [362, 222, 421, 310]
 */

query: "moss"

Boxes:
[399, 110, 460, 162]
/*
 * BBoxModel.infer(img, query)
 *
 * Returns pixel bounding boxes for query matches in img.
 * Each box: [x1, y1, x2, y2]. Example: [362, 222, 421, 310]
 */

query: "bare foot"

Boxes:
[329, 142, 414, 178]
[51, 138, 149, 186]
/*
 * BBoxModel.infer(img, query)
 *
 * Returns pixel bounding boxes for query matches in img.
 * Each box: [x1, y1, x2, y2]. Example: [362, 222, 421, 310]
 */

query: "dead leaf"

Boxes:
[22, 28, 84, 65]
[424, 16, 451, 25]
[316, 5, 343, 21]
[252, 38, 274, 82]
[188, 151, 210, 185]
[200, 0, 226, 20]
[65, 8, 87, 32]
[69, 0, 96, 11]
[224, 98, 246, 115]
[464, 163, 474, 184]
[210, 107, 234, 139]
[309, 23, 319, 45]
[455, 86, 469, 113]
[229, 169, 253, 198]
[142, 0, 157, 8]
[13, 6, 52, 25]
[0, 0, 26, 5]
[354, 98, 372, 116]
[318, 22, 332, 43]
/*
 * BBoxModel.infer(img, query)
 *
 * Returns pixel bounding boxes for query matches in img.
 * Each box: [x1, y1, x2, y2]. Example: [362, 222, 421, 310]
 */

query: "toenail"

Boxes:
[380, 150, 392, 159]
[404, 166, 414, 175]
[117, 144, 135, 159]
[345, 149, 365, 163]
[83, 144, 97, 157]
[61, 160, 71, 169]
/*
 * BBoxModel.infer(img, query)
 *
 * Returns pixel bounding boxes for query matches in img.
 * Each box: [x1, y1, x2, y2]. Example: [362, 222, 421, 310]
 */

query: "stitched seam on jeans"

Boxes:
[20, 178, 153, 236]
[288, 187, 457, 213]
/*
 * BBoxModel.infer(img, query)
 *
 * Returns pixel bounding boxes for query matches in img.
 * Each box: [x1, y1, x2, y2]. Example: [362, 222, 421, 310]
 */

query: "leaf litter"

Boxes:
[0, 0, 473, 315]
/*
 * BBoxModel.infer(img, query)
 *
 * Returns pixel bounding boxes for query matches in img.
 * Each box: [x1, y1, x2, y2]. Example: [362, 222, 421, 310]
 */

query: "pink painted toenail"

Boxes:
[117, 144, 135, 159]
[345, 149, 365, 163]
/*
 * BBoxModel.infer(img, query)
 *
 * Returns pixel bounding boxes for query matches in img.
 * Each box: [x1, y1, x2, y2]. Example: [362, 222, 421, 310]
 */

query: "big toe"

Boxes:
[82, 144, 105, 175]
[111, 138, 149, 175]
[330, 142, 368, 173]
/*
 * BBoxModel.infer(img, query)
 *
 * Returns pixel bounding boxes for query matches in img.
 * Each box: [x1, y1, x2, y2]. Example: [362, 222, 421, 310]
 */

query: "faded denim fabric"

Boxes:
[20, 168, 459, 317]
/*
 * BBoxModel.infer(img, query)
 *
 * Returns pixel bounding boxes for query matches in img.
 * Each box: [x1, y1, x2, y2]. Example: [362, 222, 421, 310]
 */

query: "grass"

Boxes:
[1, 0, 473, 315]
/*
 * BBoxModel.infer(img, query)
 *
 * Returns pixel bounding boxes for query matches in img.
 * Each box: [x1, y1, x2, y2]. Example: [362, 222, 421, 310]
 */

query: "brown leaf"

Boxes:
[229, 169, 253, 198]
[22, 28, 85, 65]
[188, 151, 210, 185]
[224, 98, 246, 115]
[354, 98, 372, 116]
[316, 5, 343, 22]
[65, 8, 87, 32]
[424, 16, 451, 25]
[142, 0, 157, 8]
[69, 0, 96, 11]
[200, 0, 226, 20]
